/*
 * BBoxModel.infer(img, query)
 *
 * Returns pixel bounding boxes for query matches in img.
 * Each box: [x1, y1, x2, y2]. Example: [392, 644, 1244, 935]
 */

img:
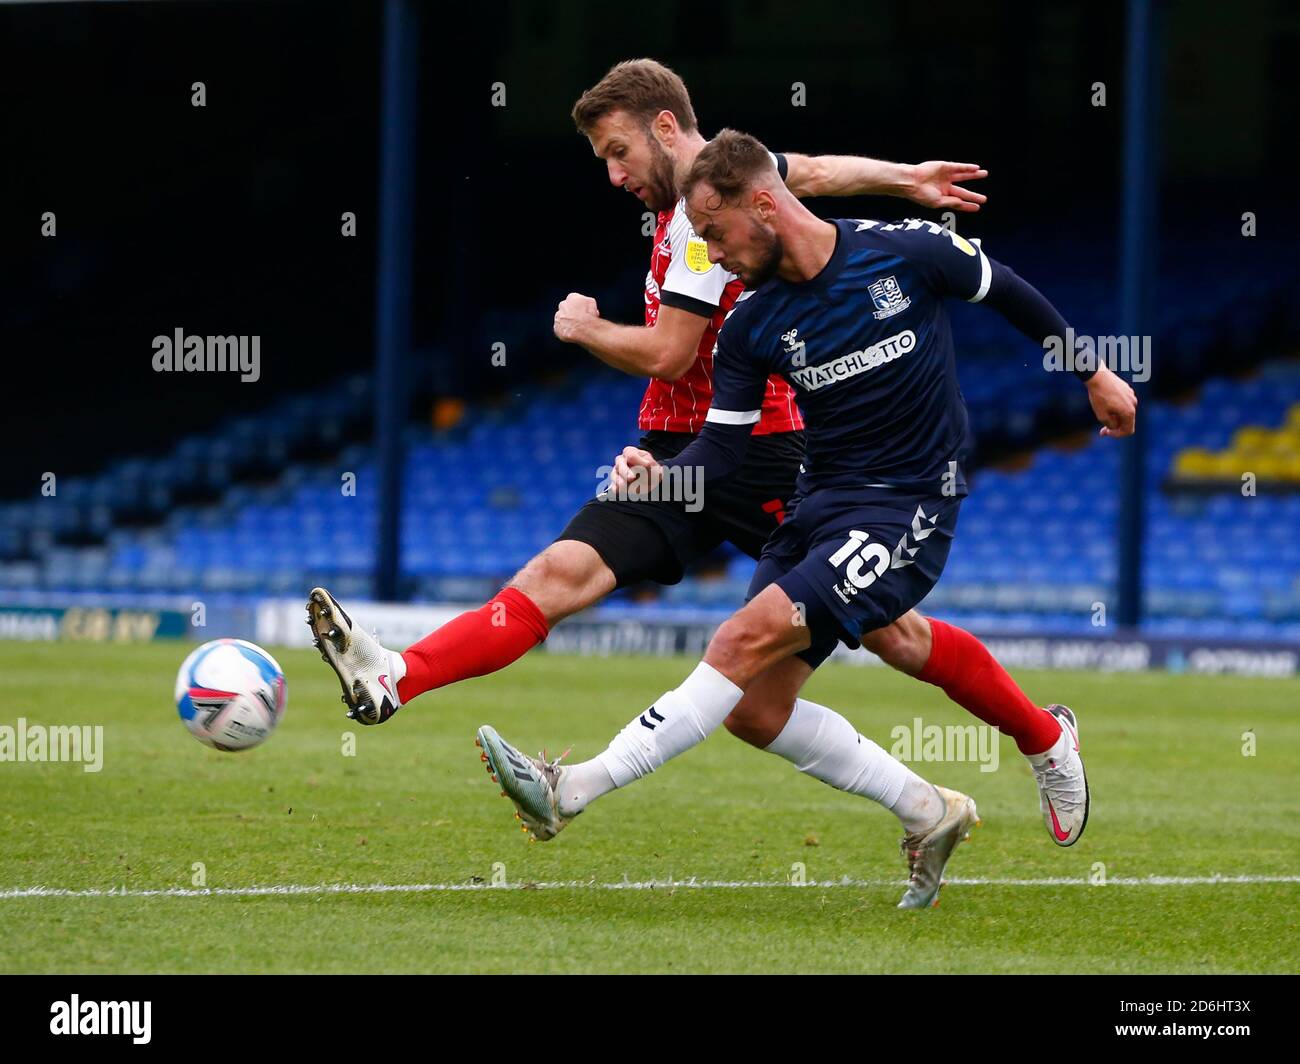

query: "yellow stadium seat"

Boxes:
[1172, 404, 1300, 481]
[1175, 449, 1216, 477]
[1251, 454, 1286, 479]
[1234, 426, 1272, 451]
[1211, 453, 1244, 478]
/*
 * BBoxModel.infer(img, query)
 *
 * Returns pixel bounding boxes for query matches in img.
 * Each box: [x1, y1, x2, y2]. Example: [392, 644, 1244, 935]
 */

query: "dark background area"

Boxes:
[1, 0, 1296, 499]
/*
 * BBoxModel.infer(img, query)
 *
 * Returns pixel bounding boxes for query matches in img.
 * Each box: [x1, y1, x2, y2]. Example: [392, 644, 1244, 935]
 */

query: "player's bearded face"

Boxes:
[590, 111, 678, 213]
[686, 193, 783, 287]
[731, 217, 783, 287]
[640, 134, 678, 213]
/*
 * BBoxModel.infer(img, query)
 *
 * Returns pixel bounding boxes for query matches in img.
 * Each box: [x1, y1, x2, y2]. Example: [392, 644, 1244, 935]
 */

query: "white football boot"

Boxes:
[1029, 704, 1090, 846]
[897, 786, 980, 910]
[306, 586, 403, 725]
[475, 724, 575, 841]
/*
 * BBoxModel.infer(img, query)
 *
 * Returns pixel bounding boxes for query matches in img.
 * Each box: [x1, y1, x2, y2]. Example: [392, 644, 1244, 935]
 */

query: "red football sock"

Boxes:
[917, 618, 1061, 755]
[397, 587, 550, 704]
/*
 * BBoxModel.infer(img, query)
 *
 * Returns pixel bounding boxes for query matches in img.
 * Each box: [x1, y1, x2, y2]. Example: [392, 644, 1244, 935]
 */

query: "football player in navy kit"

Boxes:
[479, 130, 1137, 908]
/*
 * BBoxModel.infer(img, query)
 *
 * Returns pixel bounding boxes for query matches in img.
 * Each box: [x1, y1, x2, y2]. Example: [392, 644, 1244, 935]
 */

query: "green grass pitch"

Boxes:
[1, 640, 1297, 973]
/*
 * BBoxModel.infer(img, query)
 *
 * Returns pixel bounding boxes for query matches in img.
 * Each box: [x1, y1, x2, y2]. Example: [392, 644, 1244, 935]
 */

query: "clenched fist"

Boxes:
[554, 292, 600, 343]
[610, 445, 662, 497]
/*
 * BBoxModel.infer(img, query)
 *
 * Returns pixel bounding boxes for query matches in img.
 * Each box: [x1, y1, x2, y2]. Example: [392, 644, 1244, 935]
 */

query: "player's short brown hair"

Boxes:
[571, 59, 699, 135]
[682, 128, 777, 206]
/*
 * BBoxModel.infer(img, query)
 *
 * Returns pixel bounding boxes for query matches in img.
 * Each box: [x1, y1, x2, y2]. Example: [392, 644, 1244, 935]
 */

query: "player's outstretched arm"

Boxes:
[783, 155, 988, 212]
[553, 292, 707, 380]
[980, 259, 1138, 438]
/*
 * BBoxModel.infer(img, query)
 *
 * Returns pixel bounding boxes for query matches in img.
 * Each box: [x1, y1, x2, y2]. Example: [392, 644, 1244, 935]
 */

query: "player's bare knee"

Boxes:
[706, 613, 777, 680]
[722, 708, 768, 747]
[862, 613, 931, 675]
[704, 619, 752, 678]
[506, 541, 611, 623]
[723, 697, 786, 748]
[861, 623, 909, 670]
[505, 552, 555, 602]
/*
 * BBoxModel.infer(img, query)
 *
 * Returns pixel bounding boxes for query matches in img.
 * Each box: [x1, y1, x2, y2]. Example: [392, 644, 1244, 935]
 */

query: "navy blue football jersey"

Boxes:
[705, 217, 995, 494]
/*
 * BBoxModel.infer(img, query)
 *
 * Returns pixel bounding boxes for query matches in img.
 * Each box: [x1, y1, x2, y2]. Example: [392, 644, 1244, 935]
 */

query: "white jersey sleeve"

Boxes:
[659, 202, 736, 317]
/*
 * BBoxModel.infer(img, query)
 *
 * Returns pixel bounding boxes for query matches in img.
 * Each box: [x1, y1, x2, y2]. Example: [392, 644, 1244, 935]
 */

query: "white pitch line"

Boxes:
[2, 874, 1299, 899]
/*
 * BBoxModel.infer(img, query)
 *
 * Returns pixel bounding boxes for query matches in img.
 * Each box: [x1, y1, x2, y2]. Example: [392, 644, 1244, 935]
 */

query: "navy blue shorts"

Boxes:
[746, 485, 962, 670]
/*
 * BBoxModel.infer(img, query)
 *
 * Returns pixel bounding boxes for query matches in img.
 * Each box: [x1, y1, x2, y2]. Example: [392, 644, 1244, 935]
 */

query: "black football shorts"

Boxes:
[557, 429, 804, 587]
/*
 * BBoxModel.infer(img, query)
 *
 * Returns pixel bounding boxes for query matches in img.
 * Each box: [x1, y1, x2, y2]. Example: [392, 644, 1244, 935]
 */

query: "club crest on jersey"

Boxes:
[869, 275, 911, 320]
[685, 237, 714, 274]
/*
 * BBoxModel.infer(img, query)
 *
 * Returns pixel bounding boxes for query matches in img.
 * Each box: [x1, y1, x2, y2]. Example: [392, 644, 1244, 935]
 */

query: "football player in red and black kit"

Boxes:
[308, 61, 1074, 850]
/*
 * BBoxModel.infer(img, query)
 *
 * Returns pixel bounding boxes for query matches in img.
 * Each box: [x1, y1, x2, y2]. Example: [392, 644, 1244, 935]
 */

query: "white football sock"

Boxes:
[556, 760, 616, 817]
[598, 661, 743, 783]
[765, 698, 942, 833]
[554, 662, 743, 817]
[891, 776, 946, 835]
